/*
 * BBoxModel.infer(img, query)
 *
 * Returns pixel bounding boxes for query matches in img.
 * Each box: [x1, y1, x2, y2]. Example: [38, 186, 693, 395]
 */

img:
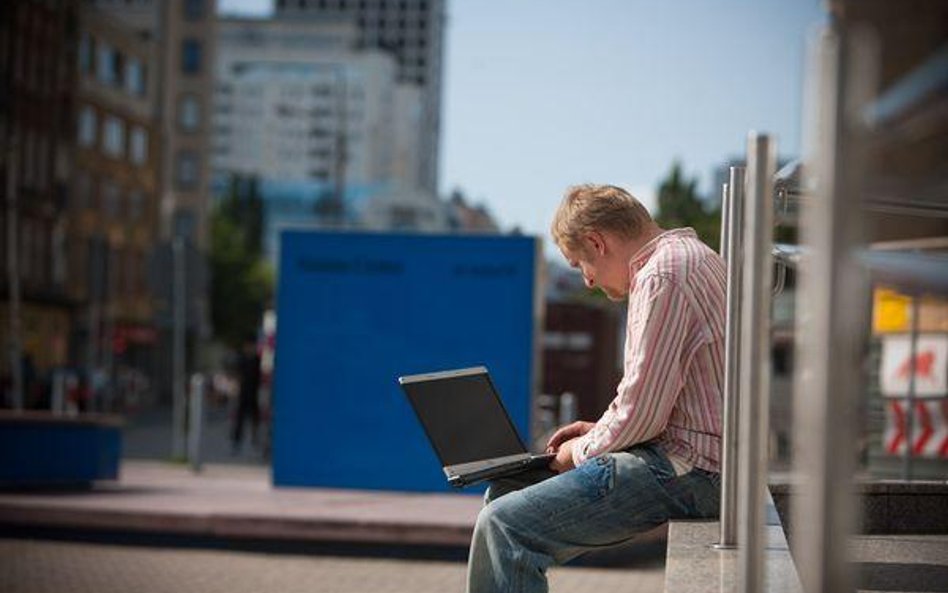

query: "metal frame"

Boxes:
[790, 25, 876, 593]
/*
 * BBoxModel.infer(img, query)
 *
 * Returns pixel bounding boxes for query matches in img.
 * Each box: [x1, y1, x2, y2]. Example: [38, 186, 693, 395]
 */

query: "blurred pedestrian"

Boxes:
[231, 338, 261, 454]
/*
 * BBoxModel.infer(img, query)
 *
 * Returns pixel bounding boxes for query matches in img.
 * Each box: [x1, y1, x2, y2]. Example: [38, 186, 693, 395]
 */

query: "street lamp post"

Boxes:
[5, 137, 23, 411]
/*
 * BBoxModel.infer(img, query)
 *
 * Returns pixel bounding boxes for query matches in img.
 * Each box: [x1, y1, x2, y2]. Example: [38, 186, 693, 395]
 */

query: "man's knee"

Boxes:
[474, 495, 518, 540]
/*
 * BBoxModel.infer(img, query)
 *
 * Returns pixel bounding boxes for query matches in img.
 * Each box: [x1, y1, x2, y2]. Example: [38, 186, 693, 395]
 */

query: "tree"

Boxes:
[655, 161, 720, 252]
[219, 175, 264, 257]
[209, 175, 273, 348]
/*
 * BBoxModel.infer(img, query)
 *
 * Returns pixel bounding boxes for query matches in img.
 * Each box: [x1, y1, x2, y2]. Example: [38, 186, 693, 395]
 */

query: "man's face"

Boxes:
[560, 234, 630, 301]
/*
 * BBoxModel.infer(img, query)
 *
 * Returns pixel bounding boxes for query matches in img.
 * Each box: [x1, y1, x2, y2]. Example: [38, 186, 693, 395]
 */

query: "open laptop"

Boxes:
[398, 366, 555, 488]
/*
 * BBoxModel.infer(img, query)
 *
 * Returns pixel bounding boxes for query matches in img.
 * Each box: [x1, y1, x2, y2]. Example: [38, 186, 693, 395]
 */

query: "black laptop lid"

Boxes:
[399, 367, 528, 466]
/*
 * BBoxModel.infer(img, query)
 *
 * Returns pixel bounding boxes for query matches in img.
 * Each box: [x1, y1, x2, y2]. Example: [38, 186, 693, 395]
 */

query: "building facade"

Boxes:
[71, 5, 161, 401]
[91, 0, 217, 404]
[0, 0, 79, 404]
[274, 0, 445, 193]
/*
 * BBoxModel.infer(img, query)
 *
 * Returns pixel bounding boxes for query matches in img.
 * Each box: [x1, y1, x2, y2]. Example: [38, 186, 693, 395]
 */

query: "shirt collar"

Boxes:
[628, 227, 697, 274]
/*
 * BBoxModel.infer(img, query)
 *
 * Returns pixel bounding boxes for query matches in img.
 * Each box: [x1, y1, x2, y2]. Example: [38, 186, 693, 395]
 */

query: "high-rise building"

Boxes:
[214, 18, 398, 192]
[274, 0, 445, 194]
[214, 17, 445, 267]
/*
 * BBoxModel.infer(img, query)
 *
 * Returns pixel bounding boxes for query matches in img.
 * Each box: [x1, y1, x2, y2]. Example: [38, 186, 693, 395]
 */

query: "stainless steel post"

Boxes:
[719, 182, 730, 259]
[791, 25, 875, 593]
[188, 373, 204, 472]
[717, 167, 745, 550]
[737, 136, 775, 593]
[903, 294, 920, 479]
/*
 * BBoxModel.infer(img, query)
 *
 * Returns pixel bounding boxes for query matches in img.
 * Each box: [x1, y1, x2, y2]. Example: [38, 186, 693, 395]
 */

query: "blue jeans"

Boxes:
[466, 443, 720, 593]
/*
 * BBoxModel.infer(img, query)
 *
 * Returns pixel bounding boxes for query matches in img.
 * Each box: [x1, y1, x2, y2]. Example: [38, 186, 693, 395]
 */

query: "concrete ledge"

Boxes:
[770, 480, 948, 535]
[664, 493, 802, 593]
[0, 461, 481, 548]
[663, 521, 802, 593]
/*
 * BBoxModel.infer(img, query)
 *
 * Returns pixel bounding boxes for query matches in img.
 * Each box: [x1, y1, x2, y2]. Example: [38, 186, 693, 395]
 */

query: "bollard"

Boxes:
[716, 167, 745, 550]
[558, 392, 577, 426]
[188, 373, 205, 472]
[737, 133, 776, 593]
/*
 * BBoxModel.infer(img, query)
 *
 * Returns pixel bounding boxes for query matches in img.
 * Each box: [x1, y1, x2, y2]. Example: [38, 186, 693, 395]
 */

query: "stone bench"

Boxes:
[663, 490, 802, 593]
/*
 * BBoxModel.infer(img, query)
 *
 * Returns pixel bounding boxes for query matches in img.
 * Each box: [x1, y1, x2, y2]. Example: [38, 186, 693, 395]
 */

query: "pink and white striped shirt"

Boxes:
[572, 228, 726, 474]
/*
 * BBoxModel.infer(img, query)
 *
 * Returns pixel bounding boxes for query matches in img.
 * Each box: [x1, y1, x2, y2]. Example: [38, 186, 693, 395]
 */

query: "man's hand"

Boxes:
[549, 438, 577, 473]
[545, 421, 595, 453]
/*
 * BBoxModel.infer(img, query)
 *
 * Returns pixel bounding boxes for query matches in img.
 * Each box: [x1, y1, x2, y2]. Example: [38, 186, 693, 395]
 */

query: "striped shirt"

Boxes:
[571, 228, 726, 474]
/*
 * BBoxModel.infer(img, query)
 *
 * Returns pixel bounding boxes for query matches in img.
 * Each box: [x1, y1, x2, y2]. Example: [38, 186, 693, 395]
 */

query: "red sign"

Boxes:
[885, 399, 948, 458]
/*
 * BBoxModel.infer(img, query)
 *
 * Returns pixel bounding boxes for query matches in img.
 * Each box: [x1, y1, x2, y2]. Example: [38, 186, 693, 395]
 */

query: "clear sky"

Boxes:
[219, 0, 827, 243]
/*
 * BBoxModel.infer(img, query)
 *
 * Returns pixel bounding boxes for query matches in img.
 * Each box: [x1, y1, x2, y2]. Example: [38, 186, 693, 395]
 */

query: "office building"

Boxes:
[274, 0, 445, 193]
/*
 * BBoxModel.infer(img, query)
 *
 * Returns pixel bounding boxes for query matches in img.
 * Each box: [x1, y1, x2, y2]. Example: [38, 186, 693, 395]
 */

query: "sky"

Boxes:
[219, 0, 826, 246]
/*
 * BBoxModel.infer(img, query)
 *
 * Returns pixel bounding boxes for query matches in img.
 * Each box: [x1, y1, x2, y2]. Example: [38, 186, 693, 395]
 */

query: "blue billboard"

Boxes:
[273, 231, 541, 492]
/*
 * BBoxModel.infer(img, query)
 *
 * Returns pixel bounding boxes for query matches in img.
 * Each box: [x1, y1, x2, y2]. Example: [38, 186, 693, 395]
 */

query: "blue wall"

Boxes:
[273, 232, 539, 492]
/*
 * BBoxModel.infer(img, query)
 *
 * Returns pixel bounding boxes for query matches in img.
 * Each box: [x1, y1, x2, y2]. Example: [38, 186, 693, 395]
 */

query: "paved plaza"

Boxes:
[2, 537, 665, 593]
[0, 460, 667, 592]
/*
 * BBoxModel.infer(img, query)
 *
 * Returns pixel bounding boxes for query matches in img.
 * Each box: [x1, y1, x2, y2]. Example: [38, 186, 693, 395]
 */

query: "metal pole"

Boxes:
[902, 294, 920, 479]
[559, 392, 576, 426]
[737, 135, 775, 593]
[791, 25, 874, 593]
[333, 66, 348, 225]
[188, 372, 204, 472]
[51, 369, 65, 414]
[719, 182, 730, 259]
[172, 237, 187, 459]
[5, 138, 23, 411]
[717, 166, 745, 550]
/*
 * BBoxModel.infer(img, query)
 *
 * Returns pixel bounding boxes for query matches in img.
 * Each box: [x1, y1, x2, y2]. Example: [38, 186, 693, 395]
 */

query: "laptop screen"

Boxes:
[400, 368, 528, 466]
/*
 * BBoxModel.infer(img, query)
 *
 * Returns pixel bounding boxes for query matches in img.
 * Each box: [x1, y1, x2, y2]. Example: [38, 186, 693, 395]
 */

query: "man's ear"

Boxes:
[584, 231, 607, 256]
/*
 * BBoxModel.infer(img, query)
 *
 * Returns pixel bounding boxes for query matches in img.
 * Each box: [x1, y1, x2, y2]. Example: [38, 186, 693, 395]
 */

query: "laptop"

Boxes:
[398, 366, 555, 488]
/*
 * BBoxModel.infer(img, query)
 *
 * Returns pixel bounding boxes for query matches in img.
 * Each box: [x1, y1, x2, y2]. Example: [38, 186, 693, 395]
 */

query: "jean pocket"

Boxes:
[634, 446, 676, 483]
[577, 454, 616, 497]
[521, 455, 616, 521]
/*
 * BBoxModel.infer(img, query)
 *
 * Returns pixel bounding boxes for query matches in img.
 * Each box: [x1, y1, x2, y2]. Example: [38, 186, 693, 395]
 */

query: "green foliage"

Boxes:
[655, 161, 721, 252]
[209, 175, 273, 348]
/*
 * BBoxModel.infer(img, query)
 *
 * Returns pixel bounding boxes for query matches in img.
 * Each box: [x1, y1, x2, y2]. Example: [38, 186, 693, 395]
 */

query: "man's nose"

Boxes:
[584, 276, 595, 288]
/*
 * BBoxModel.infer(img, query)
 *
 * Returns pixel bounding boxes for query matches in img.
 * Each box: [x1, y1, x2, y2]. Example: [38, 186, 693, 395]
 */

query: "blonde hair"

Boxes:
[551, 184, 653, 253]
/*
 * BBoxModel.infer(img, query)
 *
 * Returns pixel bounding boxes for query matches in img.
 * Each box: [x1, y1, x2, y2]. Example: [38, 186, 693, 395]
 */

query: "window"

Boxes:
[181, 39, 202, 74]
[176, 151, 199, 189]
[183, 0, 204, 20]
[102, 181, 120, 218]
[178, 94, 201, 131]
[128, 190, 144, 221]
[126, 57, 146, 96]
[103, 116, 126, 158]
[130, 126, 148, 164]
[79, 33, 94, 74]
[97, 42, 117, 85]
[173, 210, 196, 240]
[74, 172, 93, 210]
[78, 105, 97, 147]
